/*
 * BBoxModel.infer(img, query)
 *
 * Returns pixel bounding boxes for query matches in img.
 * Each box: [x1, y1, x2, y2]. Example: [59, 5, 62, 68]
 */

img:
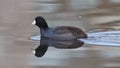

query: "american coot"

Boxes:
[32, 16, 87, 40]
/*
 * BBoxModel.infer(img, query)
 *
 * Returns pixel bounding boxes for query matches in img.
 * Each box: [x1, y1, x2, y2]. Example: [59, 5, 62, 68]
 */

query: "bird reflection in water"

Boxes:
[33, 37, 84, 57]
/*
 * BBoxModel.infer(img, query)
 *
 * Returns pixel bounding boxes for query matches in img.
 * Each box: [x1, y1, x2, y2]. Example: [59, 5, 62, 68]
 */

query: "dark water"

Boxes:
[1, 0, 120, 68]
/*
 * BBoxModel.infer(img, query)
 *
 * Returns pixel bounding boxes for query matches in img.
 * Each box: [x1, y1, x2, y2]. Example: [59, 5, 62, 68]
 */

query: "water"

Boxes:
[30, 31, 120, 46]
[33, 37, 84, 57]
[1, 0, 120, 68]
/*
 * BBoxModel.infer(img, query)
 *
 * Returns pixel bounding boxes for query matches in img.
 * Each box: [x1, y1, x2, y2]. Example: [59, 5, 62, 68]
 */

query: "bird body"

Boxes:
[40, 26, 87, 40]
[32, 16, 87, 40]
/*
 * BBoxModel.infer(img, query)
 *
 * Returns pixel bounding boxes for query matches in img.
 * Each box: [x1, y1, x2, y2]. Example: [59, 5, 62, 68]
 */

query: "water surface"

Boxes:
[1, 0, 120, 68]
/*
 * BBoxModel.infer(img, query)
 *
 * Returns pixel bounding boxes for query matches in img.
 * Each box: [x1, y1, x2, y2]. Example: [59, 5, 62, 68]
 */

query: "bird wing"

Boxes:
[52, 26, 71, 34]
[47, 26, 75, 40]
[52, 26, 87, 38]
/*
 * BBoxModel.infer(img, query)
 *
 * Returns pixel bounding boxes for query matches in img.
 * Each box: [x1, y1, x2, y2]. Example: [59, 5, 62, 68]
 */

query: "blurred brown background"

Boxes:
[0, 0, 120, 68]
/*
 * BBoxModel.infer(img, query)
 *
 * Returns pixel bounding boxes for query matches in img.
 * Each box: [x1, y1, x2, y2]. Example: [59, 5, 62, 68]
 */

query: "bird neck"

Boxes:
[40, 21, 49, 29]
[40, 28, 49, 37]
